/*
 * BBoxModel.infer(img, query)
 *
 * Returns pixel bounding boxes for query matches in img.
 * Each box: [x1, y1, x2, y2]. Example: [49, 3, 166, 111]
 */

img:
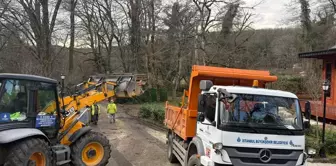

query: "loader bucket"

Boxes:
[90, 73, 146, 98]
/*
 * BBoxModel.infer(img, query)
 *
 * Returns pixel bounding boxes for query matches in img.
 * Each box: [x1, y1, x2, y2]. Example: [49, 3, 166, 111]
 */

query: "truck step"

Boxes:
[173, 140, 186, 164]
[173, 151, 184, 164]
[52, 145, 71, 165]
[173, 140, 186, 155]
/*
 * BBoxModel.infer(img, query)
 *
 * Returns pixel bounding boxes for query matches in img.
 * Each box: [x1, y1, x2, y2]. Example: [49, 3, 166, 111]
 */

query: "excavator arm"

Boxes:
[41, 74, 145, 116]
[56, 74, 146, 145]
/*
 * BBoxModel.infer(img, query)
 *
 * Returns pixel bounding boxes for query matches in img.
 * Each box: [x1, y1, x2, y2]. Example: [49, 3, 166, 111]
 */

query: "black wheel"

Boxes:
[167, 134, 178, 163]
[187, 154, 201, 166]
[4, 138, 52, 166]
[71, 131, 111, 166]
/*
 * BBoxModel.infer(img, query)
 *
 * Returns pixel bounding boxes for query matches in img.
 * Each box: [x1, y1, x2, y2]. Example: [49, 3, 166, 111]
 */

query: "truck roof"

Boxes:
[210, 85, 298, 99]
[187, 65, 278, 110]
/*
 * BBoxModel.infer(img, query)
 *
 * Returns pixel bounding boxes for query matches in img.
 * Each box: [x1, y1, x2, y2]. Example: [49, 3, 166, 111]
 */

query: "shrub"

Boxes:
[139, 103, 153, 119]
[116, 88, 169, 104]
[152, 105, 165, 122]
[305, 125, 336, 157]
[139, 103, 165, 123]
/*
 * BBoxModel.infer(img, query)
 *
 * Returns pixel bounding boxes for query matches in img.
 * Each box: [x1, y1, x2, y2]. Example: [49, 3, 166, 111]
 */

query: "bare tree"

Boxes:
[328, 0, 336, 13]
[163, 2, 196, 99]
[1, 0, 63, 76]
[129, 0, 142, 72]
[193, 0, 219, 65]
[0, 0, 11, 18]
[76, 0, 107, 73]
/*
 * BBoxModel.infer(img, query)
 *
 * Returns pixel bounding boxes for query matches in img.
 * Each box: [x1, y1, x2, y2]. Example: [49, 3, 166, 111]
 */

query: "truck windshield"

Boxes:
[220, 94, 303, 130]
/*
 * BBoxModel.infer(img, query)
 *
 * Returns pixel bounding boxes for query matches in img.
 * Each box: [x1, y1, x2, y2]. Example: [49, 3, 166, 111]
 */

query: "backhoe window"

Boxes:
[0, 79, 28, 122]
[37, 89, 57, 115]
[35, 83, 58, 129]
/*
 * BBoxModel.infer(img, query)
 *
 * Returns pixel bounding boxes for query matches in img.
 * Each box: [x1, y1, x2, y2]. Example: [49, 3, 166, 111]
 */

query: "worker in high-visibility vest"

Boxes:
[91, 101, 100, 125]
[107, 98, 117, 124]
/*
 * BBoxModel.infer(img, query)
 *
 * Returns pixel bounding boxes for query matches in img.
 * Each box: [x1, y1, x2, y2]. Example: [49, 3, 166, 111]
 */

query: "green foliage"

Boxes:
[305, 125, 336, 157]
[168, 99, 182, 107]
[116, 88, 168, 104]
[139, 103, 153, 118]
[139, 103, 165, 123]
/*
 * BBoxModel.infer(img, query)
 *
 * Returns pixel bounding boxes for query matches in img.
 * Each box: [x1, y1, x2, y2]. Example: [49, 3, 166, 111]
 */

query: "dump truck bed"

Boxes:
[164, 65, 278, 140]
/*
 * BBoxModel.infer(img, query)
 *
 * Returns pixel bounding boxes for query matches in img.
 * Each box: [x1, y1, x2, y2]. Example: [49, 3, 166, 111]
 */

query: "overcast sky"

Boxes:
[245, 0, 294, 29]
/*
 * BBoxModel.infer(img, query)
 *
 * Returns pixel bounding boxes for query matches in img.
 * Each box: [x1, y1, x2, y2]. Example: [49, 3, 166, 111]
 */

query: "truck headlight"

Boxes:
[213, 143, 223, 150]
[307, 148, 316, 155]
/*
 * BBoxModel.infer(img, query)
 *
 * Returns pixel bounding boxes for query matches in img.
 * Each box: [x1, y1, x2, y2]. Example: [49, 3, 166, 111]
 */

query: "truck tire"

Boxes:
[4, 138, 52, 166]
[71, 131, 111, 166]
[167, 134, 178, 163]
[187, 154, 201, 166]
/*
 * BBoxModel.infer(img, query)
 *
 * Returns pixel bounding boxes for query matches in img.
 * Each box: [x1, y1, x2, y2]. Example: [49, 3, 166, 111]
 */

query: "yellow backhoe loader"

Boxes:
[0, 73, 145, 166]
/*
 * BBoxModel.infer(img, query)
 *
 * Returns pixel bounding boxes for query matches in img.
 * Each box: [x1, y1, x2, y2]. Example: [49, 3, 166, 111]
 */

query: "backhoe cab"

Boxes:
[0, 73, 112, 166]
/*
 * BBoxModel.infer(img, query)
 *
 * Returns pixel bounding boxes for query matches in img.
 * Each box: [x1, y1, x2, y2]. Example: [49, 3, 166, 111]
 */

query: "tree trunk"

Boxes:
[69, 0, 77, 73]
[130, 0, 141, 72]
[194, 25, 199, 65]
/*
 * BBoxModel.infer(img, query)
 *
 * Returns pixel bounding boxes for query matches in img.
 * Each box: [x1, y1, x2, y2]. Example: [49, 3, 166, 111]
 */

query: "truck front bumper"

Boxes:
[200, 153, 309, 166]
[200, 156, 232, 166]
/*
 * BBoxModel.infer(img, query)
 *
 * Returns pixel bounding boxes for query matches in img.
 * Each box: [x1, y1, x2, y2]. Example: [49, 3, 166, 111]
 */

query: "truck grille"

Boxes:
[223, 146, 302, 166]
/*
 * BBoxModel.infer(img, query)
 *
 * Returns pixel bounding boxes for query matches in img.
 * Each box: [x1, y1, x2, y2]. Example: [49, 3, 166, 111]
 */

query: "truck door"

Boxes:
[197, 94, 218, 149]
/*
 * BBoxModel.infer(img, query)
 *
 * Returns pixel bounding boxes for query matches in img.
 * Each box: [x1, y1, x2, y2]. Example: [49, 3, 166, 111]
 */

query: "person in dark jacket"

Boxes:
[91, 101, 100, 125]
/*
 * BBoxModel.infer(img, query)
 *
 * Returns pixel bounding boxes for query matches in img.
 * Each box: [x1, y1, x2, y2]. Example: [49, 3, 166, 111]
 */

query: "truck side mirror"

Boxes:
[304, 101, 311, 120]
[198, 94, 206, 113]
[197, 112, 205, 122]
[200, 80, 213, 91]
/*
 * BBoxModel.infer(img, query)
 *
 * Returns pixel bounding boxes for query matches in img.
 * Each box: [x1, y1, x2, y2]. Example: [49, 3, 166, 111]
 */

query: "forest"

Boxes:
[0, 0, 335, 100]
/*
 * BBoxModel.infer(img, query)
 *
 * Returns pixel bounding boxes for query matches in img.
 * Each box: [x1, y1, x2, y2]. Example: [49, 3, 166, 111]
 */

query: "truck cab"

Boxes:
[165, 65, 315, 166]
[197, 80, 312, 166]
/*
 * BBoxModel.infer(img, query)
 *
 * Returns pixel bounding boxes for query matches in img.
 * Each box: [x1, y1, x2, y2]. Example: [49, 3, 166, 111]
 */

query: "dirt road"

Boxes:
[92, 103, 335, 166]
[92, 104, 177, 166]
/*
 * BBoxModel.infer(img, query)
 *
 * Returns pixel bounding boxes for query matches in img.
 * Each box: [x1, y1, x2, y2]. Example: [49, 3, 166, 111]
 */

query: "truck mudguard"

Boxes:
[189, 136, 205, 155]
[69, 126, 92, 143]
[185, 136, 205, 165]
[0, 128, 50, 144]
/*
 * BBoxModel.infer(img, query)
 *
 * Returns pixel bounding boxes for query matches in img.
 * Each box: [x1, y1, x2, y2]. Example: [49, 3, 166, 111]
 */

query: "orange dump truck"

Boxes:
[165, 65, 313, 166]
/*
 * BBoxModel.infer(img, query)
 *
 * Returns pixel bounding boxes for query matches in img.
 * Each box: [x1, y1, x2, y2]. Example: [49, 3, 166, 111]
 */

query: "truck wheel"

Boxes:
[4, 138, 52, 166]
[167, 134, 178, 163]
[71, 131, 111, 166]
[187, 154, 201, 166]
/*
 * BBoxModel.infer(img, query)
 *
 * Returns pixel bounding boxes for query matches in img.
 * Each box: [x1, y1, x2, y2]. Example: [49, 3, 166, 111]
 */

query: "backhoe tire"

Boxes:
[71, 131, 111, 166]
[167, 134, 178, 163]
[187, 154, 201, 166]
[4, 138, 52, 166]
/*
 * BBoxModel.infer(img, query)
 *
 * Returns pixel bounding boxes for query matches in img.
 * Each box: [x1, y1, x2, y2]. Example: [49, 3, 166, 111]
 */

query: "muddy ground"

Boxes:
[92, 103, 335, 166]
